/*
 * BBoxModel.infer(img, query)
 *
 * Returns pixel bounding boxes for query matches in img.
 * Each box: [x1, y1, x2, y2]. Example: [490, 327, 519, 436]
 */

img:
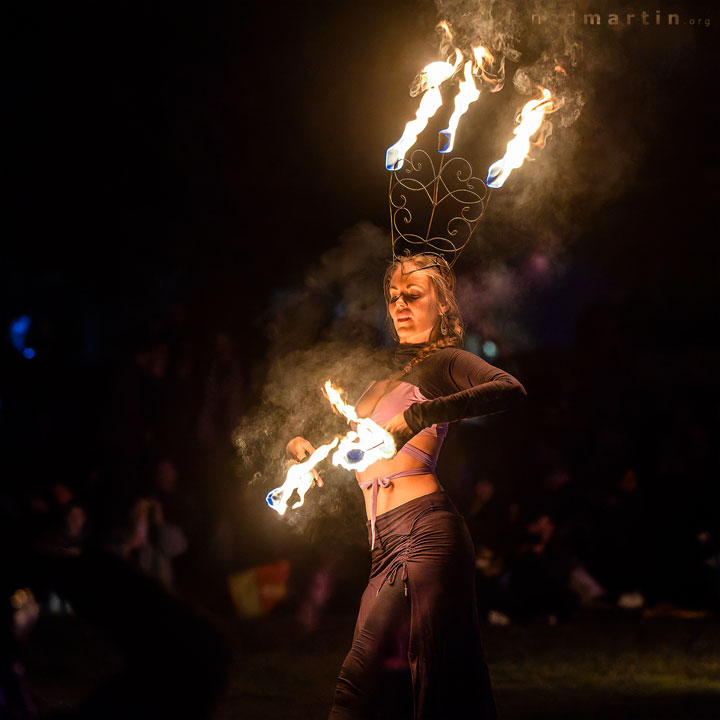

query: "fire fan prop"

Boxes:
[265, 382, 395, 516]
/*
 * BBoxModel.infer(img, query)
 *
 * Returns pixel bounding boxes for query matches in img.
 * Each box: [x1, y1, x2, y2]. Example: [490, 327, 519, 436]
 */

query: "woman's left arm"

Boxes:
[403, 350, 526, 434]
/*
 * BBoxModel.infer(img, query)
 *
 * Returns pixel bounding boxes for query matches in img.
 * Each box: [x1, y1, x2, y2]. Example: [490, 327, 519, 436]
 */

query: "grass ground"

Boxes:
[23, 607, 720, 719]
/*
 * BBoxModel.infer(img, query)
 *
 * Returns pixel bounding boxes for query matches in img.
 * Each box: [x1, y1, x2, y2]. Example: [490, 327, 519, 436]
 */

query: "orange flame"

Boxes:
[473, 45, 494, 67]
[438, 60, 481, 153]
[266, 382, 396, 516]
[487, 88, 553, 188]
[472, 44, 504, 91]
[265, 438, 339, 515]
[324, 381, 396, 471]
[438, 20, 453, 42]
[386, 54, 462, 171]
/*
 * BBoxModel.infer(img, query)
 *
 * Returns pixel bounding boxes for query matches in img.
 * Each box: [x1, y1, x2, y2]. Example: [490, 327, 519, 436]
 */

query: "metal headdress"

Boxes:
[388, 150, 489, 268]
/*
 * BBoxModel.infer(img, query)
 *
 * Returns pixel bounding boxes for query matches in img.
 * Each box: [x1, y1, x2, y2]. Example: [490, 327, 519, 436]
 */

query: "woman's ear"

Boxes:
[432, 285, 448, 314]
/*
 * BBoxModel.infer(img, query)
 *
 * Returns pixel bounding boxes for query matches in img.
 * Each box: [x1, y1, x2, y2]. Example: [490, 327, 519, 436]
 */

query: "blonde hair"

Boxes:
[383, 253, 464, 373]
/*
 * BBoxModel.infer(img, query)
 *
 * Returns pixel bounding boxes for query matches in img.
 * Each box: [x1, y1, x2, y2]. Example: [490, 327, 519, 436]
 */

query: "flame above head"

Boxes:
[421, 58, 462, 91]
[438, 60, 481, 154]
[438, 20, 453, 42]
[266, 437, 339, 515]
[386, 21, 508, 171]
[473, 45, 493, 66]
[472, 44, 505, 92]
[385, 53, 462, 172]
[487, 88, 553, 189]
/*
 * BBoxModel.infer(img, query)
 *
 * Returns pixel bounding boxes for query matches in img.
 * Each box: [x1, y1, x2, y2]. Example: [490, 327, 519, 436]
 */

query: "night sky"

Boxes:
[3, 0, 718, 469]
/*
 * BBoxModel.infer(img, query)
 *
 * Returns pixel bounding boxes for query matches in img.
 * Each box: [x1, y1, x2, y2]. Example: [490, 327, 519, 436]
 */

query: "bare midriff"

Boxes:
[355, 434, 443, 519]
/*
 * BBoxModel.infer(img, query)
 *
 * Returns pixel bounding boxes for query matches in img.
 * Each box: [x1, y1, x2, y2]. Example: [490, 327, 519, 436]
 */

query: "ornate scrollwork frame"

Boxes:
[388, 150, 490, 266]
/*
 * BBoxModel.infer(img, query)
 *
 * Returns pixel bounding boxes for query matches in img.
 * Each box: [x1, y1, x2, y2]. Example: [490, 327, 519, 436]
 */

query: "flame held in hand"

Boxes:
[487, 88, 553, 189]
[265, 382, 396, 516]
[324, 381, 396, 471]
[266, 438, 339, 515]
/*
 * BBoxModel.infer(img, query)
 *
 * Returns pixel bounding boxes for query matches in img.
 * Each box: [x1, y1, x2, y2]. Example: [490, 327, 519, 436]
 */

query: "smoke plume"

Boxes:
[234, 223, 391, 544]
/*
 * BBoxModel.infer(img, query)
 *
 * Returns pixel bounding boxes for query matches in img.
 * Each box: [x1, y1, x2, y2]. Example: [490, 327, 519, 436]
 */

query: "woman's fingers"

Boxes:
[286, 436, 317, 461]
[284, 438, 324, 488]
[383, 413, 413, 451]
[300, 438, 317, 457]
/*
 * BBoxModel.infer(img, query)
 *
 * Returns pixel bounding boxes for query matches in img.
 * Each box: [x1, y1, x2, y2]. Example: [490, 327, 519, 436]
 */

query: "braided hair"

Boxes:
[383, 252, 464, 376]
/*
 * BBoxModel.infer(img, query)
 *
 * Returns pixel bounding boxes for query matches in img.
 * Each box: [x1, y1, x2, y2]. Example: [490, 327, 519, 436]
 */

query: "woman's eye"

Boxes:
[389, 292, 420, 304]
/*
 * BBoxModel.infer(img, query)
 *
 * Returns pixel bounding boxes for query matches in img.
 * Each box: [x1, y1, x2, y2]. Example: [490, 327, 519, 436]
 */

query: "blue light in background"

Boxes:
[482, 340, 498, 358]
[10, 315, 31, 352]
[9, 315, 36, 359]
[465, 333, 481, 356]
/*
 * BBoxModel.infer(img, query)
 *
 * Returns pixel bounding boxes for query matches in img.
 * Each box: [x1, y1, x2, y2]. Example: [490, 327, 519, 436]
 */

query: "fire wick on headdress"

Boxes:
[385, 56, 461, 172]
[487, 88, 554, 188]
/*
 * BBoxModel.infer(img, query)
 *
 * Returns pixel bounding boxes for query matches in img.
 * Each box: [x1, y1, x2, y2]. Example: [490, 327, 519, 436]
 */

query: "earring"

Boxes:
[440, 312, 448, 336]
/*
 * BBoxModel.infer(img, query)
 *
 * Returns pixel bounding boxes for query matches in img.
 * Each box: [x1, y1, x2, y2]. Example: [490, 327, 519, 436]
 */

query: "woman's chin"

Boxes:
[397, 330, 431, 344]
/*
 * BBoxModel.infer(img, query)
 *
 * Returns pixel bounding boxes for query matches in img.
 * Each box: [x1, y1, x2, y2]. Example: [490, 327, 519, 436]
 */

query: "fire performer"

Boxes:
[287, 252, 525, 719]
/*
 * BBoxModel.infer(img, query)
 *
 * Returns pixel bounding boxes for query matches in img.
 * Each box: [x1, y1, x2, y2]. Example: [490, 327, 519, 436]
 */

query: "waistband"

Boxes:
[369, 489, 449, 527]
[357, 443, 438, 550]
[365, 490, 457, 549]
[365, 490, 459, 597]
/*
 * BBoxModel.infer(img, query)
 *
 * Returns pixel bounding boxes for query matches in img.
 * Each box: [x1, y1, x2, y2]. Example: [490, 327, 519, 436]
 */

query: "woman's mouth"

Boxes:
[396, 314, 411, 323]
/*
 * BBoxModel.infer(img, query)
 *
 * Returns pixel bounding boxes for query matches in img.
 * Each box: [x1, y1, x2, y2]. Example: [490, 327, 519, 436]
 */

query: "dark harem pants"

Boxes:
[330, 491, 497, 720]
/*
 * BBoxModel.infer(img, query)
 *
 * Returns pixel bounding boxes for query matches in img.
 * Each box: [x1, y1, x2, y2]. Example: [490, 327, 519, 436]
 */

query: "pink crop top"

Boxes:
[363, 381, 449, 441]
[357, 381, 448, 549]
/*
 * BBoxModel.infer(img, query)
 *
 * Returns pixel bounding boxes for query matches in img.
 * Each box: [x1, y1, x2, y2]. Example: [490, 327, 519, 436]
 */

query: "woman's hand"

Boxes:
[285, 436, 324, 487]
[383, 412, 413, 451]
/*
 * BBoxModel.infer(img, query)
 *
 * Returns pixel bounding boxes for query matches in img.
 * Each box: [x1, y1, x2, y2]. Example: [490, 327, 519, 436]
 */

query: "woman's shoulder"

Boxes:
[410, 345, 512, 394]
[405, 346, 466, 396]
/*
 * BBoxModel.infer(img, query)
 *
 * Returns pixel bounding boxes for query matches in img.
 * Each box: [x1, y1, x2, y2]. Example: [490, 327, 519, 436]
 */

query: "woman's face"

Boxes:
[387, 266, 443, 344]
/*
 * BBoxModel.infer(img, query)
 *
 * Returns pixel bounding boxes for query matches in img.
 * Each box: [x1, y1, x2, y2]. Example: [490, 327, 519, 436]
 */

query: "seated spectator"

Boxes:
[498, 512, 579, 624]
[38, 503, 87, 558]
[113, 498, 188, 590]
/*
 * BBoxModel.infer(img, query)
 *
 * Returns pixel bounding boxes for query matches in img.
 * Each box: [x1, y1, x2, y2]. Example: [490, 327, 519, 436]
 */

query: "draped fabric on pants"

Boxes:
[330, 491, 497, 720]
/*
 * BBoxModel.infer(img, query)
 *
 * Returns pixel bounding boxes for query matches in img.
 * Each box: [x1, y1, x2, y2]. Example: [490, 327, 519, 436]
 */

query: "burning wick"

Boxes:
[438, 48, 486, 154]
[386, 55, 461, 171]
[345, 440, 385, 465]
[265, 383, 396, 516]
[265, 438, 339, 515]
[324, 381, 396, 472]
[487, 88, 553, 189]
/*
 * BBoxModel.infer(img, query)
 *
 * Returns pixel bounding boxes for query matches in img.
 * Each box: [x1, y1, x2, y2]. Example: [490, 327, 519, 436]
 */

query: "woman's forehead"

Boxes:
[389, 265, 432, 289]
